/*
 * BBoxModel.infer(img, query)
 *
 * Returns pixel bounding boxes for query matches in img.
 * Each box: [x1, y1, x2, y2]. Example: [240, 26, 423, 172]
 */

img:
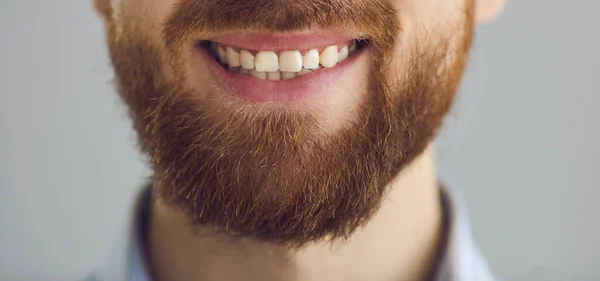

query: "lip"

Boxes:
[192, 37, 367, 104]
[209, 31, 358, 52]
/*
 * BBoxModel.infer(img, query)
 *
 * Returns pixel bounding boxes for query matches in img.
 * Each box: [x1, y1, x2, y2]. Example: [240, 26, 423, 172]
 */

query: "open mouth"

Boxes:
[197, 39, 369, 81]
[190, 32, 371, 103]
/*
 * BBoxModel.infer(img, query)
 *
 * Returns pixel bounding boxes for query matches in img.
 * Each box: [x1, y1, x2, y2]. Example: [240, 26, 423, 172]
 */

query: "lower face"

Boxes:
[106, 0, 474, 246]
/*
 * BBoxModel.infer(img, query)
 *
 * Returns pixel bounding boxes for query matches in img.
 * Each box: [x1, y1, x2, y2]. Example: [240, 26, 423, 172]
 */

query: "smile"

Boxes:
[201, 39, 362, 80]
[193, 32, 370, 103]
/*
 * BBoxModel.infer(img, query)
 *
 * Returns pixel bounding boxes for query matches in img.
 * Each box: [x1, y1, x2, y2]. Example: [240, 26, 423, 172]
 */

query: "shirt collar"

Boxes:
[432, 185, 495, 281]
[101, 183, 494, 281]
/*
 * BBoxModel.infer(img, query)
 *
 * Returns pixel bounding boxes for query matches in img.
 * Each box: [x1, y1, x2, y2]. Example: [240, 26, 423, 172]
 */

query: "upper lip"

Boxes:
[206, 30, 362, 52]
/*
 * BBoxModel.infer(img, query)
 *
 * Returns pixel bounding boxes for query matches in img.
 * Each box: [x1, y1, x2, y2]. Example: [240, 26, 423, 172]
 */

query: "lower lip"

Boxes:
[194, 45, 366, 104]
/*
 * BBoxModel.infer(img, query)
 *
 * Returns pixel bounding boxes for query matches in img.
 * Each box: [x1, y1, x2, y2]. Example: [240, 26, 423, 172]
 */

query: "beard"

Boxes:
[105, 0, 474, 246]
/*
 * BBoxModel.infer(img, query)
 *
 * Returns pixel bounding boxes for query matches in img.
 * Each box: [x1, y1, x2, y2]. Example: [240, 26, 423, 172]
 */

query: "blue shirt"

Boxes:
[89, 184, 495, 281]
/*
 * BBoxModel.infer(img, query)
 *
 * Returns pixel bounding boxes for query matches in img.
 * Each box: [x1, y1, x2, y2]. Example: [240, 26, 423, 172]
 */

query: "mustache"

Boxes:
[164, 0, 400, 50]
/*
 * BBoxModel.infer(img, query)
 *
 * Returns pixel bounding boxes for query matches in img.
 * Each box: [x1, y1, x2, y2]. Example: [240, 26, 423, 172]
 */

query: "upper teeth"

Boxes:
[210, 41, 358, 80]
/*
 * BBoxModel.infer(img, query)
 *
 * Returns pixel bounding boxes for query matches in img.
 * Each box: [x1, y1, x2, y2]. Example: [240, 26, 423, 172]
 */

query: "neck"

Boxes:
[147, 144, 442, 281]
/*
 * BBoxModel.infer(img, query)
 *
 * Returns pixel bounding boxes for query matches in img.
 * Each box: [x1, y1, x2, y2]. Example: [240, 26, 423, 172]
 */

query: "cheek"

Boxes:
[383, 0, 468, 77]
[114, 0, 179, 40]
[151, 0, 181, 23]
[388, 0, 466, 35]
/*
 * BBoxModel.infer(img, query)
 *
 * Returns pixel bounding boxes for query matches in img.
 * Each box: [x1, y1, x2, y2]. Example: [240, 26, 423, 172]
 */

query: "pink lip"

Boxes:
[209, 31, 357, 52]
[194, 43, 365, 103]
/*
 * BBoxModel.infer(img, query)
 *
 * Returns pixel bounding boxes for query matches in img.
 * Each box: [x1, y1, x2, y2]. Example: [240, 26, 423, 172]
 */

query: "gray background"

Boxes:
[1, 0, 598, 280]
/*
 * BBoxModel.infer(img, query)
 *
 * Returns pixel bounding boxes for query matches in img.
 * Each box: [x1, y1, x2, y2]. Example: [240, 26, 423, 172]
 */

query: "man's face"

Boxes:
[99, 0, 474, 246]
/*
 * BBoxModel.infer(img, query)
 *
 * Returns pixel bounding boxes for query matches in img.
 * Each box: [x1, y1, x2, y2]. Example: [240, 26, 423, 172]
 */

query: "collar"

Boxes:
[432, 185, 495, 281]
[98, 183, 494, 281]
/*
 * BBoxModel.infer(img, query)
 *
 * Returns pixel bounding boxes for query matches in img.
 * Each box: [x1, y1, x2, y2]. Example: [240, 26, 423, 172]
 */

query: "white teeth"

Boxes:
[211, 40, 360, 79]
[217, 46, 227, 65]
[320, 46, 338, 68]
[281, 71, 297, 80]
[226, 47, 241, 67]
[302, 49, 320, 70]
[255, 51, 279, 72]
[337, 46, 349, 63]
[279, 51, 303, 72]
[267, 71, 281, 81]
[250, 69, 267, 79]
[297, 68, 312, 77]
[240, 50, 254, 70]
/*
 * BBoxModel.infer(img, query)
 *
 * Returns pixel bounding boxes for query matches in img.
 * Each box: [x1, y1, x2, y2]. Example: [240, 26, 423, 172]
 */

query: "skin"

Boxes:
[94, 0, 504, 281]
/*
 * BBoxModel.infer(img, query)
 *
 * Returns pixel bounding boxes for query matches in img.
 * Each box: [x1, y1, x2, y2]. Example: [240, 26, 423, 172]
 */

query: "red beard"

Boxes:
[106, 0, 474, 246]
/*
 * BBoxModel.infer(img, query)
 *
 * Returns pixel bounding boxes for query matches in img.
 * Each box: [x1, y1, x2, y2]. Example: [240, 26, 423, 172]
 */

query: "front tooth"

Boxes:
[303, 49, 320, 70]
[279, 51, 302, 72]
[250, 69, 267, 79]
[255, 51, 279, 72]
[297, 68, 311, 76]
[267, 71, 281, 81]
[240, 50, 254, 70]
[337, 46, 349, 62]
[320, 46, 338, 68]
[217, 46, 227, 64]
[226, 47, 241, 67]
[281, 71, 297, 80]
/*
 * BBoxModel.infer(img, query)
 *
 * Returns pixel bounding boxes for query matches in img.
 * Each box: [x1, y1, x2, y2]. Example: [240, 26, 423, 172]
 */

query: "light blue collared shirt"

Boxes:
[89, 184, 495, 281]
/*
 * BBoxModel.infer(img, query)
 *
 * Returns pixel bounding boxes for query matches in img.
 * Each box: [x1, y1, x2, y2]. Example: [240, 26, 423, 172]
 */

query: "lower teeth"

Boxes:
[231, 66, 320, 80]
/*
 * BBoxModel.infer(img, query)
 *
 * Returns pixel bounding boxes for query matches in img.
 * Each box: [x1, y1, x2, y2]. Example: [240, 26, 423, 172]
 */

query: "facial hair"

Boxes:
[105, 0, 474, 247]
